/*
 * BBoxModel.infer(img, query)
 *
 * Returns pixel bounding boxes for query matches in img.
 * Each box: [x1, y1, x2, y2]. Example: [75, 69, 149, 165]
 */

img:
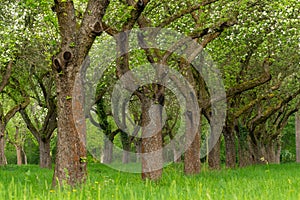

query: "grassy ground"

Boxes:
[0, 163, 300, 200]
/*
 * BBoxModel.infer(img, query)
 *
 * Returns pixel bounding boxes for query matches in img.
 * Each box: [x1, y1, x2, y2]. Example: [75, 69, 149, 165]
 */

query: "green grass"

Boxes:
[1, 163, 300, 199]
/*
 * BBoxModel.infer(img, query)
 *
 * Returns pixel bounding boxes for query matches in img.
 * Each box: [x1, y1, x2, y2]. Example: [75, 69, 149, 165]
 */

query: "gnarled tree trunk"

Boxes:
[51, 0, 110, 186]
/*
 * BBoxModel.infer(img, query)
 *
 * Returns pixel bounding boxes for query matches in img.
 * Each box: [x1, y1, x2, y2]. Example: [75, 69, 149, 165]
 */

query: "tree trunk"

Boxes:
[39, 139, 52, 168]
[275, 143, 281, 164]
[122, 150, 130, 164]
[22, 147, 27, 165]
[121, 131, 131, 164]
[51, 0, 110, 186]
[15, 145, 22, 166]
[184, 130, 200, 174]
[173, 145, 182, 163]
[223, 127, 236, 168]
[0, 136, 7, 165]
[141, 99, 163, 180]
[122, 141, 131, 164]
[296, 112, 300, 163]
[208, 137, 221, 170]
[102, 137, 113, 164]
[184, 107, 201, 175]
[238, 140, 251, 167]
[135, 139, 142, 162]
[52, 73, 87, 186]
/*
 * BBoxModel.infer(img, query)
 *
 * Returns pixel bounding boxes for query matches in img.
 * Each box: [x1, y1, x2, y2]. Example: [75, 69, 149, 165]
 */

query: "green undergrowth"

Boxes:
[0, 163, 300, 199]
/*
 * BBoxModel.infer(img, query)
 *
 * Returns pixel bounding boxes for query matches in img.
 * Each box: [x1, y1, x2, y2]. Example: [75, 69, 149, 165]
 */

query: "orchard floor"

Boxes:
[0, 162, 300, 200]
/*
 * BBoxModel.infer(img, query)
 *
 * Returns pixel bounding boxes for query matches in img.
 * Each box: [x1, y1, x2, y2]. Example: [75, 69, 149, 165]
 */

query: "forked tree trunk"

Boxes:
[39, 139, 52, 168]
[51, 0, 110, 186]
[141, 99, 163, 180]
[296, 112, 300, 163]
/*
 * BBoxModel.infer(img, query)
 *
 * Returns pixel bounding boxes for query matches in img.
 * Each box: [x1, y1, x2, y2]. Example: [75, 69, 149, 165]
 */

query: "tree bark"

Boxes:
[141, 98, 163, 180]
[184, 130, 200, 175]
[102, 137, 113, 164]
[135, 139, 142, 162]
[22, 147, 27, 165]
[296, 112, 300, 163]
[173, 144, 182, 163]
[39, 139, 52, 168]
[208, 137, 221, 170]
[121, 131, 131, 164]
[51, 0, 110, 186]
[52, 72, 87, 186]
[0, 135, 7, 165]
[223, 126, 236, 168]
[16, 145, 22, 166]
[238, 144, 252, 167]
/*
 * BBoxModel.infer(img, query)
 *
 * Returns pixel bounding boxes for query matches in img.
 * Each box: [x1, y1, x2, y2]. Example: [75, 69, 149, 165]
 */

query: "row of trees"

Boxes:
[0, 0, 299, 186]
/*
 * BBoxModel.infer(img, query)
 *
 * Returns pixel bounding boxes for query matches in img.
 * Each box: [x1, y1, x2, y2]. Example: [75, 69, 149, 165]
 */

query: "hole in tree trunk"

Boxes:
[54, 58, 62, 72]
[63, 51, 72, 61]
[93, 21, 102, 35]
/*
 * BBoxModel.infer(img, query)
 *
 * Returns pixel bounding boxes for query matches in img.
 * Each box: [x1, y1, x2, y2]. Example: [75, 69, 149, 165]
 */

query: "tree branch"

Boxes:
[0, 61, 13, 93]
[4, 97, 30, 125]
[157, 0, 219, 28]
[19, 109, 40, 141]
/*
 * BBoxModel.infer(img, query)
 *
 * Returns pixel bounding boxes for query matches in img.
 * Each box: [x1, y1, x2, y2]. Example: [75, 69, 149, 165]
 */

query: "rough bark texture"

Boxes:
[179, 59, 201, 175]
[223, 127, 236, 168]
[51, 0, 110, 186]
[238, 133, 281, 167]
[141, 98, 163, 180]
[0, 135, 7, 165]
[102, 137, 113, 164]
[296, 112, 300, 163]
[184, 130, 201, 174]
[39, 139, 52, 168]
[208, 137, 221, 170]
[52, 70, 87, 186]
